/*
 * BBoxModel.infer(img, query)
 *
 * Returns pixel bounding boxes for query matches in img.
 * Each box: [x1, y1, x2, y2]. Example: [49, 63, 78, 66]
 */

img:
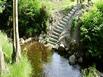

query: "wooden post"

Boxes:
[12, 0, 21, 63]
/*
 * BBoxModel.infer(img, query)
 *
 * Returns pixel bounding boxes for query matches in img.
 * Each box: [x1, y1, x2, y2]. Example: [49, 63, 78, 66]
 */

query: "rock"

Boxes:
[20, 38, 25, 44]
[60, 43, 65, 48]
[69, 55, 76, 65]
[77, 57, 83, 63]
[99, 72, 103, 77]
[58, 46, 65, 52]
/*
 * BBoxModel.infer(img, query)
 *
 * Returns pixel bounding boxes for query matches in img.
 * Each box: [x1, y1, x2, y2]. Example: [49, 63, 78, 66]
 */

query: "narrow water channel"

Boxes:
[43, 52, 81, 77]
[22, 41, 81, 77]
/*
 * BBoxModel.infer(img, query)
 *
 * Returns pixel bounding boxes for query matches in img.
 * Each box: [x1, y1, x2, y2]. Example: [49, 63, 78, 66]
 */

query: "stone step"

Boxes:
[49, 37, 58, 43]
[70, 11, 74, 14]
[75, 6, 80, 10]
[53, 28, 62, 34]
[73, 6, 79, 10]
[48, 41, 56, 46]
[58, 23, 65, 28]
[74, 5, 78, 9]
[52, 31, 60, 36]
[75, 11, 81, 16]
[59, 20, 67, 26]
[47, 5, 83, 47]
[64, 16, 71, 20]
[54, 25, 64, 31]
[67, 13, 72, 17]
[53, 29, 62, 34]
[62, 18, 68, 22]
[72, 8, 76, 12]
[75, 9, 83, 17]
[47, 42, 59, 49]
[50, 34, 59, 40]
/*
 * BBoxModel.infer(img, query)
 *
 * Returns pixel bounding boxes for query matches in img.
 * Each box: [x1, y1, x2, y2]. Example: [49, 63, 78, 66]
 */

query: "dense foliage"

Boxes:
[0, 0, 49, 38]
[0, 0, 75, 38]
[19, 0, 49, 37]
[0, 0, 13, 37]
[82, 66, 99, 77]
[80, 1, 103, 59]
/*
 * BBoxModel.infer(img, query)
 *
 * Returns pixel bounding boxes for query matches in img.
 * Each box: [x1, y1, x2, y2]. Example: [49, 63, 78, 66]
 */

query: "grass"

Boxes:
[1, 55, 32, 77]
[41, 0, 76, 13]
[0, 31, 13, 62]
[0, 31, 32, 77]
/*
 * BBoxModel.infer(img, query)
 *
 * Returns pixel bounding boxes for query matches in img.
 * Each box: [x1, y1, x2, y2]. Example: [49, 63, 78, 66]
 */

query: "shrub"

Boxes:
[0, 0, 49, 37]
[80, 2, 103, 59]
[82, 66, 99, 77]
[18, 0, 49, 37]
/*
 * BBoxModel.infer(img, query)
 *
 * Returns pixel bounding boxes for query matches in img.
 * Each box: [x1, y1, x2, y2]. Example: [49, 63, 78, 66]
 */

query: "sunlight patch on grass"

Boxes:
[41, 0, 76, 13]
[0, 31, 13, 61]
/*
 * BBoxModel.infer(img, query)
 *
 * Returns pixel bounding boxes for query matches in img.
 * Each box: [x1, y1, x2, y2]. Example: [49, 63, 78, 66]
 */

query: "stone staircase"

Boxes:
[47, 4, 92, 48]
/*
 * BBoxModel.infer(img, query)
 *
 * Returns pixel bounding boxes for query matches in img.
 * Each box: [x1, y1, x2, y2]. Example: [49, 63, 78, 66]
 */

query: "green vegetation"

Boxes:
[1, 55, 32, 77]
[0, 0, 6, 13]
[0, 0, 49, 37]
[18, 0, 49, 37]
[70, 1, 103, 76]
[0, 31, 13, 62]
[82, 66, 99, 77]
[0, 32, 32, 77]
[70, 0, 103, 60]
[41, 0, 75, 13]
[1, 0, 103, 77]
[0, 0, 74, 38]
[80, 0, 103, 59]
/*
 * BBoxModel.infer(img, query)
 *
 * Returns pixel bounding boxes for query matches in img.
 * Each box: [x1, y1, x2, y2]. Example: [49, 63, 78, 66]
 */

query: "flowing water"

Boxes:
[22, 41, 81, 77]
[43, 52, 81, 77]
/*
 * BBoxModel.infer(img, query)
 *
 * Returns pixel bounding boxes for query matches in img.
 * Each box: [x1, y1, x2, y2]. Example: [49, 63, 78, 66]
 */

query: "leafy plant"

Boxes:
[18, 0, 49, 37]
[0, 0, 6, 13]
[0, 0, 49, 37]
[82, 66, 99, 77]
[80, 2, 103, 59]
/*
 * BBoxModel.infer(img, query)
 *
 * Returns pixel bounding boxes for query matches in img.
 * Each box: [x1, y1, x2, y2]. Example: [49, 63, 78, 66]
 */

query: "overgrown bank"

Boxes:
[0, 31, 32, 77]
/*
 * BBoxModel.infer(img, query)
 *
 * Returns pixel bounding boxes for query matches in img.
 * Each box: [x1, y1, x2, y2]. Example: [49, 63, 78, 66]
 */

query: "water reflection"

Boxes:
[22, 41, 81, 77]
[43, 53, 81, 77]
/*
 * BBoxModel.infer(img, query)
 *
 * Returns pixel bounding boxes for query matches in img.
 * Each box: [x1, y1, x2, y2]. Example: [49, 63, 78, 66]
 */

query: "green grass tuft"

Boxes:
[2, 55, 32, 77]
[0, 31, 13, 62]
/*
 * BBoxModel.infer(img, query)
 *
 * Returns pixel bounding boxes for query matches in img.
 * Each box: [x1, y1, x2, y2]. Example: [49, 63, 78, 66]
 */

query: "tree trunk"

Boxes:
[12, 0, 21, 63]
[0, 48, 5, 75]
